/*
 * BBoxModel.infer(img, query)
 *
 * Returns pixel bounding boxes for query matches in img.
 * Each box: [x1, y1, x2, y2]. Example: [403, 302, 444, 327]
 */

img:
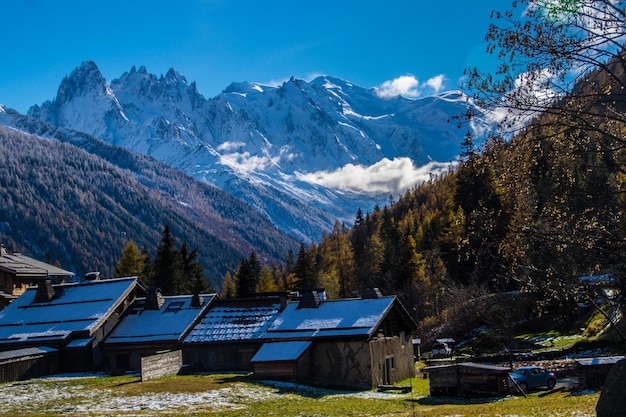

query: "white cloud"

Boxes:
[216, 141, 245, 152]
[375, 74, 447, 99]
[425, 74, 446, 93]
[219, 151, 279, 173]
[376, 75, 420, 99]
[298, 157, 457, 195]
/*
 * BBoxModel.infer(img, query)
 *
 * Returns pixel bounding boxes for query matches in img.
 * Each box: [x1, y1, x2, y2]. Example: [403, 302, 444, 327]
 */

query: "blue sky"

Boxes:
[1, 1, 502, 114]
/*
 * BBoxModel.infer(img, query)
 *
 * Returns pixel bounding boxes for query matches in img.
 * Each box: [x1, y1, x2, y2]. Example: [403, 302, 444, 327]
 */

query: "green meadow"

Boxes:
[0, 373, 599, 417]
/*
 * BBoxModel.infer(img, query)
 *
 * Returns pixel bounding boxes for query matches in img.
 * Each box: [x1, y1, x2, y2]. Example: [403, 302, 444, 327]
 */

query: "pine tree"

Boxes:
[256, 266, 278, 293]
[139, 243, 153, 287]
[235, 252, 261, 297]
[249, 250, 262, 290]
[294, 242, 318, 290]
[362, 234, 385, 287]
[114, 240, 146, 278]
[331, 220, 355, 298]
[152, 224, 183, 295]
[221, 271, 237, 298]
[180, 241, 210, 294]
[351, 208, 369, 285]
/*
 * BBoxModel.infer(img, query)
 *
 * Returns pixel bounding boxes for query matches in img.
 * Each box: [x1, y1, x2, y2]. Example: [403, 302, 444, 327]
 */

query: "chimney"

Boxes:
[34, 279, 56, 303]
[145, 287, 165, 310]
[83, 271, 101, 281]
[362, 287, 383, 299]
[190, 293, 204, 307]
[297, 291, 321, 309]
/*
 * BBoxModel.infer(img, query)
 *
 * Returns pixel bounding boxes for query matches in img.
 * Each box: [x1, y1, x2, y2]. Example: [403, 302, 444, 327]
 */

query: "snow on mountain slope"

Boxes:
[27, 61, 492, 241]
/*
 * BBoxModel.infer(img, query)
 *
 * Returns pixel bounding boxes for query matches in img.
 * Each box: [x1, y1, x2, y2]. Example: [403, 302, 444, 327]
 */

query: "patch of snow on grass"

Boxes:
[258, 380, 418, 400]
[0, 378, 282, 415]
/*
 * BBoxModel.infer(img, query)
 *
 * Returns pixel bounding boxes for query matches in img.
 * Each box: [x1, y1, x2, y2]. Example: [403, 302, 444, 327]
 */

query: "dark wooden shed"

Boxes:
[251, 340, 312, 382]
[424, 362, 511, 397]
[575, 356, 624, 389]
[0, 347, 59, 383]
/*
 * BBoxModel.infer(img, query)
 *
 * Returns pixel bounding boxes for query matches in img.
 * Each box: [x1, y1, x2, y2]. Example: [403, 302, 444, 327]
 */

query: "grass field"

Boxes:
[0, 373, 600, 416]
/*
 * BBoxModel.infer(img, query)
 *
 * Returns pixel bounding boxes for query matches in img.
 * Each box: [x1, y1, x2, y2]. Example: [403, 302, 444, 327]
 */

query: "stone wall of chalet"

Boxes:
[309, 340, 372, 390]
[369, 335, 414, 387]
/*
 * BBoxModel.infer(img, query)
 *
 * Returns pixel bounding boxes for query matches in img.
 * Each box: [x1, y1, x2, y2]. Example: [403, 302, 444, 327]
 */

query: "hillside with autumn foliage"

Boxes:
[289, 57, 626, 346]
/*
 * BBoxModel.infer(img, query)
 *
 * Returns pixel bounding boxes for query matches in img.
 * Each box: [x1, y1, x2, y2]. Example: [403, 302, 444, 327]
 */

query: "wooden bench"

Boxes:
[377, 384, 412, 393]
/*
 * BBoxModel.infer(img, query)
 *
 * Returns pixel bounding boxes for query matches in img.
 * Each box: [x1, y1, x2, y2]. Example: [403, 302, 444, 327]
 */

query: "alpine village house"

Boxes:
[0, 250, 418, 389]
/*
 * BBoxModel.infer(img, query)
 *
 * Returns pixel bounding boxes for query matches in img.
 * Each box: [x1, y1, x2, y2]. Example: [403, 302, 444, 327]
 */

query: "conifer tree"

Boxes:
[330, 220, 355, 298]
[256, 266, 278, 293]
[221, 271, 237, 298]
[235, 251, 261, 297]
[139, 243, 153, 287]
[248, 250, 262, 290]
[362, 234, 385, 287]
[114, 240, 146, 278]
[234, 257, 250, 297]
[152, 224, 183, 295]
[294, 242, 319, 290]
[351, 208, 369, 285]
[180, 241, 210, 294]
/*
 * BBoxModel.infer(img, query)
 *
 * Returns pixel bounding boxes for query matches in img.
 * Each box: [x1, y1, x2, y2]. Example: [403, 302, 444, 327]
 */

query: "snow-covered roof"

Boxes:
[0, 249, 74, 278]
[0, 277, 137, 346]
[263, 296, 398, 340]
[105, 294, 215, 345]
[0, 346, 57, 363]
[250, 341, 311, 362]
[184, 298, 282, 344]
[575, 356, 624, 366]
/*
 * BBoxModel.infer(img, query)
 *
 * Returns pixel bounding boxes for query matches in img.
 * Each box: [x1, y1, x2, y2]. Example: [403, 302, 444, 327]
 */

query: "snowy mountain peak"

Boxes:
[163, 67, 187, 85]
[57, 61, 110, 102]
[25, 62, 495, 241]
[27, 61, 126, 137]
[223, 81, 269, 95]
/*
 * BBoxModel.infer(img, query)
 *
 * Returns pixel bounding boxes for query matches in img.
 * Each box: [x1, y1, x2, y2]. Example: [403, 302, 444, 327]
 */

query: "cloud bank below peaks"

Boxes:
[298, 157, 457, 196]
[375, 74, 447, 99]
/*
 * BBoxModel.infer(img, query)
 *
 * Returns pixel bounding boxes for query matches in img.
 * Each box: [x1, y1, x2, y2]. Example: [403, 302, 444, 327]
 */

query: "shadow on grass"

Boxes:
[211, 373, 255, 385]
[408, 395, 507, 406]
[112, 378, 142, 387]
[188, 373, 356, 398]
[256, 379, 365, 399]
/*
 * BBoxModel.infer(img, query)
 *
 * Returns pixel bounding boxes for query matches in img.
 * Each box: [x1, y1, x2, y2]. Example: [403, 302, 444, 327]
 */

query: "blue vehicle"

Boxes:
[510, 366, 557, 392]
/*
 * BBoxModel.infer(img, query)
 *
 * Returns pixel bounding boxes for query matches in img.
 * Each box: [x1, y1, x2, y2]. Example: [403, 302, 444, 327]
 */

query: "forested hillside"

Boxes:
[293, 52, 626, 340]
[0, 124, 298, 283]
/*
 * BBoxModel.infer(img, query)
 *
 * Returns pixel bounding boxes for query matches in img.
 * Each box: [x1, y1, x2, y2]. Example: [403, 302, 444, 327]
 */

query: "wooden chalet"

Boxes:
[0, 245, 74, 309]
[102, 289, 214, 373]
[251, 290, 418, 390]
[423, 362, 511, 397]
[182, 296, 285, 371]
[0, 277, 139, 374]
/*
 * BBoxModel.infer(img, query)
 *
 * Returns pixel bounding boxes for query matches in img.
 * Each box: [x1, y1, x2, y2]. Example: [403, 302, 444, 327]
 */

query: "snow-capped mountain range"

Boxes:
[18, 61, 491, 241]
